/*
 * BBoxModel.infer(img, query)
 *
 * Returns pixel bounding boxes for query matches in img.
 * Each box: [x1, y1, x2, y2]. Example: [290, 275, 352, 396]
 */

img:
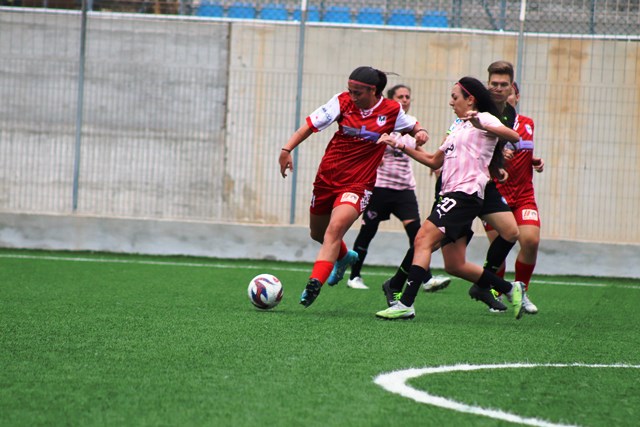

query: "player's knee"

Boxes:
[502, 227, 519, 242]
[444, 262, 463, 277]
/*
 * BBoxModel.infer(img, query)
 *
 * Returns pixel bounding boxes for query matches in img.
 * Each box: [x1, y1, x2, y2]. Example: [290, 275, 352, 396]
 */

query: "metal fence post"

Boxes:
[72, 0, 88, 212]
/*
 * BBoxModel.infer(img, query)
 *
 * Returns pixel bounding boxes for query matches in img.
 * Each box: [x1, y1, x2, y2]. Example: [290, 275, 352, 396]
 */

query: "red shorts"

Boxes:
[310, 185, 372, 216]
[484, 201, 540, 231]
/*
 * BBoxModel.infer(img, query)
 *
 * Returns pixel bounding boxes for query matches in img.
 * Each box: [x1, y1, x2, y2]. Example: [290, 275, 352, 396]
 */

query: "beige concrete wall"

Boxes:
[1, 11, 638, 250]
[226, 24, 640, 244]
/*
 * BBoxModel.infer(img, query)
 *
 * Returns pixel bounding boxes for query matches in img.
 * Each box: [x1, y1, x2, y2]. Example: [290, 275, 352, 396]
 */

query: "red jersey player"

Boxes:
[278, 66, 429, 308]
[487, 81, 544, 314]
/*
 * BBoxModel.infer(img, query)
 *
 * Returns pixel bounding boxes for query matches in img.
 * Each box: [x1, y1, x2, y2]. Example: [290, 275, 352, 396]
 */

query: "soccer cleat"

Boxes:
[375, 301, 415, 320]
[327, 250, 359, 286]
[382, 279, 402, 307]
[422, 275, 451, 293]
[522, 292, 538, 314]
[469, 284, 507, 312]
[300, 278, 322, 308]
[347, 276, 369, 289]
[508, 281, 525, 319]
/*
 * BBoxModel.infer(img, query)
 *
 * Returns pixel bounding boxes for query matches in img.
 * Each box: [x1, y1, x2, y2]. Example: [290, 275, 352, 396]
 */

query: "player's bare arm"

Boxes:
[377, 133, 443, 170]
[280, 124, 313, 178]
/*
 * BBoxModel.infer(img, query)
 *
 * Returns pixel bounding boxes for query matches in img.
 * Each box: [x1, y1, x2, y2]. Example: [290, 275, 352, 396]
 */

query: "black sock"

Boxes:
[349, 221, 379, 279]
[404, 219, 420, 246]
[399, 265, 429, 307]
[349, 247, 367, 279]
[477, 268, 512, 294]
[484, 236, 516, 273]
[389, 246, 414, 290]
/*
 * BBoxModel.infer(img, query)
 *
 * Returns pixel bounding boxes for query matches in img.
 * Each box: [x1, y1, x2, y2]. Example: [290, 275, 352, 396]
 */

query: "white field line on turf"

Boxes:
[0, 253, 637, 289]
[374, 363, 640, 427]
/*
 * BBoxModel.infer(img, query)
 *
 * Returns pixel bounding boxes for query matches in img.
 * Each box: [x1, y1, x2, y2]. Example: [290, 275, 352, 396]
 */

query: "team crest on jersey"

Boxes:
[377, 115, 387, 126]
[524, 123, 533, 135]
[341, 192, 359, 205]
[522, 209, 538, 221]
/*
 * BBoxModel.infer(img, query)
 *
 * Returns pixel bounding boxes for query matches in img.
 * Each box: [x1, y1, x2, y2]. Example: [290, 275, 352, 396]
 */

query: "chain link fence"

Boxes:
[1, 4, 639, 245]
[1, 0, 638, 34]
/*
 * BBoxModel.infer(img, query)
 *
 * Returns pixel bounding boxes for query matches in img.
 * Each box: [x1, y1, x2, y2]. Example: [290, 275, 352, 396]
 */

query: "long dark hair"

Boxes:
[349, 66, 388, 97]
[457, 76, 499, 117]
[457, 76, 505, 178]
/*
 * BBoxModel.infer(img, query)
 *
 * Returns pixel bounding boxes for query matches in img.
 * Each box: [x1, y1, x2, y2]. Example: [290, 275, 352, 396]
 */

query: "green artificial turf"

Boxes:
[1, 249, 639, 426]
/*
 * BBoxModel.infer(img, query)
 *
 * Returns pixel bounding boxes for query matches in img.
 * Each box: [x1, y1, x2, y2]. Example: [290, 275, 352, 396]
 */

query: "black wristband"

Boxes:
[281, 148, 292, 153]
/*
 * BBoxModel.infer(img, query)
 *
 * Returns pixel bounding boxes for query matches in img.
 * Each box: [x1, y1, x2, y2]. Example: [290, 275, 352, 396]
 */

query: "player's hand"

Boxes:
[503, 146, 515, 160]
[414, 129, 429, 146]
[377, 133, 396, 147]
[532, 157, 544, 173]
[496, 168, 509, 183]
[279, 149, 293, 178]
[463, 110, 483, 129]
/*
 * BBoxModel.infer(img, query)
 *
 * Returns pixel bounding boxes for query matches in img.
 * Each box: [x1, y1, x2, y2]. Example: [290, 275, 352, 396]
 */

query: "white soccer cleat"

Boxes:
[376, 301, 415, 320]
[522, 292, 538, 314]
[422, 275, 451, 293]
[347, 276, 369, 289]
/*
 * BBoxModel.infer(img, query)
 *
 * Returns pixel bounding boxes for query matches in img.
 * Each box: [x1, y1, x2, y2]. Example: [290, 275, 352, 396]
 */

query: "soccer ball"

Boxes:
[248, 274, 283, 310]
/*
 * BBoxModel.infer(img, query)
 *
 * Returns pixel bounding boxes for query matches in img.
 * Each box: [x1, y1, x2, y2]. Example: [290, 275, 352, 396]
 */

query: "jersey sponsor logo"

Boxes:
[342, 125, 381, 142]
[341, 192, 360, 205]
[377, 115, 387, 126]
[444, 143, 455, 155]
[521, 209, 538, 221]
[320, 106, 333, 122]
[518, 139, 534, 150]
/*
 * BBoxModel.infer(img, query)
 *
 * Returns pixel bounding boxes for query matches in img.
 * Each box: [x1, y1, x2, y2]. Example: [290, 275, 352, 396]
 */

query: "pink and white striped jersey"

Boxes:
[374, 132, 417, 190]
[439, 112, 502, 199]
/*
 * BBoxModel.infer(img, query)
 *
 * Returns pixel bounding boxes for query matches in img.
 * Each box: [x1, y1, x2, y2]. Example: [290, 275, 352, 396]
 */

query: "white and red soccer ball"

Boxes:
[248, 274, 283, 310]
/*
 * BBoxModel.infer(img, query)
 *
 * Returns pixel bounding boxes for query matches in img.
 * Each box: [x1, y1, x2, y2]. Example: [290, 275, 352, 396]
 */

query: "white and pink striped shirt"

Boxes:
[374, 133, 416, 190]
[439, 112, 502, 199]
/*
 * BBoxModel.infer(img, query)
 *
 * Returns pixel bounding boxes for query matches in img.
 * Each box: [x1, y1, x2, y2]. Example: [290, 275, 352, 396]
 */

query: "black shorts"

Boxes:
[479, 181, 510, 216]
[427, 191, 483, 243]
[362, 187, 420, 224]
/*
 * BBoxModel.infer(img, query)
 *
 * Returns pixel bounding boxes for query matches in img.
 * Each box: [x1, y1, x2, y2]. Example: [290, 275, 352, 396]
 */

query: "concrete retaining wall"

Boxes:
[2, 213, 639, 278]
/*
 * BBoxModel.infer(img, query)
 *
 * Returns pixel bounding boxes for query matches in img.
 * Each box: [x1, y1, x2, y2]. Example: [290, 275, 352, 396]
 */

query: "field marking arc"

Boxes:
[374, 363, 640, 427]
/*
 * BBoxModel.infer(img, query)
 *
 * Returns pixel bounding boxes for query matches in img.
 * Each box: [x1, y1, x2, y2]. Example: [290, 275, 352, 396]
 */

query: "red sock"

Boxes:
[310, 260, 334, 285]
[515, 260, 535, 291]
[337, 240, 348, 260]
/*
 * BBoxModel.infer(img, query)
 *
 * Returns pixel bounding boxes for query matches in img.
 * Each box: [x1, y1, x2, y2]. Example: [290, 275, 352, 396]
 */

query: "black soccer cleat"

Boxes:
[382, 279, 403, 307]
[468, 284, 507, 312]
[300, 278, 322, 308]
